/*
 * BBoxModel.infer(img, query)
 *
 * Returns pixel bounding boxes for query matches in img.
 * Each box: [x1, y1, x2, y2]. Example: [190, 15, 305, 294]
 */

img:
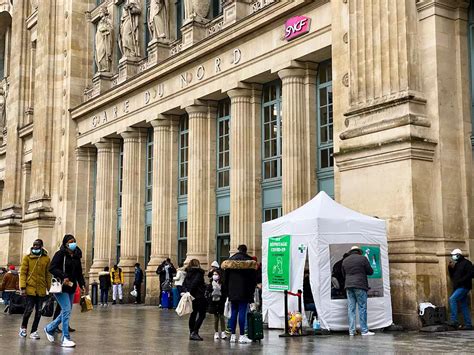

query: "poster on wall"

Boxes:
[267, 235, 291, 291]
[329, 243, 384, 300]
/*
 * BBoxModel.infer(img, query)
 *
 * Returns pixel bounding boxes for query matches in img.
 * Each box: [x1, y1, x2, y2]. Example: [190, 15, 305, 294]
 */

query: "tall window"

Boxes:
[179, 116, 189, 196]
[175, 0, 184, 39]
[145, 128, 153, 267]
[178, 115, 189, 265]
[261, 81, 283, 222]
[0, 12, 11, 80]
[216, 99, 231, 262]
[262, 81, 282, 181]
[212, 0, 223, 18]
[317, 61, 334, 197]
[117, 143, 124, 263]
[217, 100, 230, 188]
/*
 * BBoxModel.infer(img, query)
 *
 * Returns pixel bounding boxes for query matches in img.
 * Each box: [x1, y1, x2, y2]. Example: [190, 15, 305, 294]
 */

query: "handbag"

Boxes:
[80, 295, 93, 312]
[161, 279, 172, 291]
[224, 298, 232, 318]
[40, 296, 55, 317]
[49, 278, 62, 294]
[176, 292, 194, 317]
[130, 286, 137, 298]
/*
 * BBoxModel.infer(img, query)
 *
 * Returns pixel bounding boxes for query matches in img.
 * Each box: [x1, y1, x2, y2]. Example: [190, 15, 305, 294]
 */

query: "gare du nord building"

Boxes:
[0, 0, 473, 328]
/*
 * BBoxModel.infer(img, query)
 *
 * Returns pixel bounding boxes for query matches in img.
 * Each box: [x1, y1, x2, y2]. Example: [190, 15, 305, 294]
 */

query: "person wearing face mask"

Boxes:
[448, 248, 473, 330]
[18, 239, 51, 339]
[44, 234, 86, 348]
[156, 258, 176, 308]
[207, 270, 227, 340]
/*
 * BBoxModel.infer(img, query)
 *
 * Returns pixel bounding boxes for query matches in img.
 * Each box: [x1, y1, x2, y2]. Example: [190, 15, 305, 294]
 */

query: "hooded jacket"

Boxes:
[0, 270, 19, 292]
[222, 252, 257, 303]
[341, 250, 374, 291]
[183, 267, 206, 300]
[49, 236, 86, 294]
[20, 248, 51, 297]
[449, 256, 473, 290]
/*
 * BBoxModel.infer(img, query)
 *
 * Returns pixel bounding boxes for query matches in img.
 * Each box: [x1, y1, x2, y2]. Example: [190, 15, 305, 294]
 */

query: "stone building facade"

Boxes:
[0, 0, 473, 328]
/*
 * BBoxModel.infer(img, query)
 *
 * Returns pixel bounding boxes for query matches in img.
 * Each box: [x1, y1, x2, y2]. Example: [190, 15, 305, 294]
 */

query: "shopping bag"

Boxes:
[73, 286, 81, 304]
[80, 295, 93, 312]
[175, 292, 194, 317]
[224, 298, 231, 318]
[130, 286, 137, 298]
[40, 296, 55, 317]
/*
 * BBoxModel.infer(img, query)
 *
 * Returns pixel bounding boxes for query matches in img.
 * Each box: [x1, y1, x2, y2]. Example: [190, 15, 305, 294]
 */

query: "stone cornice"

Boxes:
[70, 0, 312, 119]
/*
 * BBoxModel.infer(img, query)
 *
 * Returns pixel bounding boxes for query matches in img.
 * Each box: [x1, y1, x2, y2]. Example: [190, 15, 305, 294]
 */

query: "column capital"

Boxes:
[94, 138, 121, 151]
[227, 83, 263, 100]
[150, 114, 180, 130]
[278, 68, 307, 80]
[75, 146, 97, 161]
[184, 101, 217, 117]
[119, 127, 148, 140]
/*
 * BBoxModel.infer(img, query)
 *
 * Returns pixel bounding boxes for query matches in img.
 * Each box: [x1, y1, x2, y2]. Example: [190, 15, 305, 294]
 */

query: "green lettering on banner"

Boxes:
[361, 245, 382, 279]
[267, 235, 291, 291]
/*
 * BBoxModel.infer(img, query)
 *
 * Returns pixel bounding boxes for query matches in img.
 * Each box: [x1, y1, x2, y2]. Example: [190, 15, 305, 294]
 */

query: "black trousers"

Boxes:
[21, 295, 44, 333]
[189, 298, 207, 334]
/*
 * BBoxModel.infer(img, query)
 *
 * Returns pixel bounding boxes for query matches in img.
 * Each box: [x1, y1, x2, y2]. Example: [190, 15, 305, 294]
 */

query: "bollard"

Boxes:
[91, 282, 99, 306]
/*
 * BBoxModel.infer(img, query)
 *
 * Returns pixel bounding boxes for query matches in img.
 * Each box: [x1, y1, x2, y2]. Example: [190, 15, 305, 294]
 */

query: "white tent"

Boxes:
[262, 191, 392, 331]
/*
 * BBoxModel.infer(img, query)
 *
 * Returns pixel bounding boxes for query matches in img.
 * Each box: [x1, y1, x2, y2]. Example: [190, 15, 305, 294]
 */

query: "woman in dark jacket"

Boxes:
[44, 234, 86, 348]
[183, 259, 206, 341]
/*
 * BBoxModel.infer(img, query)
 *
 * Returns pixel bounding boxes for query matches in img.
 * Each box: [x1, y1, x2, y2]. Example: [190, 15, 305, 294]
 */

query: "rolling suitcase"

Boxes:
[172, 287, 180, 308]
[247, 311, 264, 341]
[161, 290, 171, 309]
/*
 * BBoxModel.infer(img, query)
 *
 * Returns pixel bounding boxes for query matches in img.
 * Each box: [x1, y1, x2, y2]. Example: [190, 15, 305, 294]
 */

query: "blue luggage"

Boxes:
[161, 291, 170, 309]
[172, 287, 180, 308]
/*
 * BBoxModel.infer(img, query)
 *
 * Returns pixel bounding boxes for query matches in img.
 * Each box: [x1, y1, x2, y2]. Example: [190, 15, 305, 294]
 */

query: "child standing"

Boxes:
[208, 270, 227, 340]
[99, 267, 111, 306]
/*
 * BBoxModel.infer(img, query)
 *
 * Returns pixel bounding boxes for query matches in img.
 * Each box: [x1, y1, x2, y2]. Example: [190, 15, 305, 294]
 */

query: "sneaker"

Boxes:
[189, 332, 203, 341]
[459, 325, 473, 330]
[61, 339, 76, 348]
[44, 327, 55, 343]
[158, 304, 163, 308]
[4, 305, 9, 313]
[220, 331, 227, 339]
[238, 334, 252, 344]
[214, 332, 220, 340]
[361, 331, 375, 336]
[19, 328, 27, 338]
[349, 332, 355, 336]
[29, 331, 40, 340]
[229, 334, 237, 343]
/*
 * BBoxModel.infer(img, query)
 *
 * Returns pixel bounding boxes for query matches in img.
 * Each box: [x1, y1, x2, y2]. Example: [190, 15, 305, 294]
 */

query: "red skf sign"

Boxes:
[284, 16, 311, 41]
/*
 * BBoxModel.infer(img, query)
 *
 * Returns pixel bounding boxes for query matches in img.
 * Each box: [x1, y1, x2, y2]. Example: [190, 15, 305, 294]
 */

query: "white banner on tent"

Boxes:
[262, 191, 393, 331]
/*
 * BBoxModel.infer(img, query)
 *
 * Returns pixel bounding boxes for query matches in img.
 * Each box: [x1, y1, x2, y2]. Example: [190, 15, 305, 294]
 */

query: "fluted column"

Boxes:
[89, 139, 120, 279]
[119, 128, 147, 267]
[186, 103, 216, 266]
[279, 68, 310, 214]
[228, 88, 257, 255]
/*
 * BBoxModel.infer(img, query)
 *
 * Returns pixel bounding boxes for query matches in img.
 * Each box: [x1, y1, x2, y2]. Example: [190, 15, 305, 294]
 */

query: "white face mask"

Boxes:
[212, 275, 219, 281]
[452, 254, 460, 262]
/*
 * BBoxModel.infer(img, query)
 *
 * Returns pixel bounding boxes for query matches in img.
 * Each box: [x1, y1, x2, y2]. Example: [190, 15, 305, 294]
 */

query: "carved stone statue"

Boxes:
[118, 0, 141, 58]
[95, 8, 113, 72]
[0, 88, 6, 128]
[184, 0, 210, 23]
[148, 0, 169, 42]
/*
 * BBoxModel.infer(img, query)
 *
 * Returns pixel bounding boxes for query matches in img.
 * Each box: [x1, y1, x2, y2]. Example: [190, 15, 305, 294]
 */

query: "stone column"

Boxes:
[146, 116, 177, 305]
[278, 68, 311, 214]
[119, 128, 147, 300]
[185, 103, 216, 266]
[89, 140, 120, 280]
[228, 86, 262, 256]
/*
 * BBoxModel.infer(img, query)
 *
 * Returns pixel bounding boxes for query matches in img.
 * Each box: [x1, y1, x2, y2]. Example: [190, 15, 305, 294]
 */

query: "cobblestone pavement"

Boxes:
[1, 304, 474, 354]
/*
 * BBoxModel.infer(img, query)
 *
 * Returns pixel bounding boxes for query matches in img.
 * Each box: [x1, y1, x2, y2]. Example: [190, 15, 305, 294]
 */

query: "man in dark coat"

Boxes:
[448, 248, 473, 329]
[133, 263, 144, 304]
[156, 258, 176, 308]
[342, 246, 374, 336]
[221, 244, 257, 344]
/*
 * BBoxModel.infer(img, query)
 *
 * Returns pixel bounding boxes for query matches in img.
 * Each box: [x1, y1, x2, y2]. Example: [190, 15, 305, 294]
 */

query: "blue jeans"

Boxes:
[346, 288, 368, 334]
[100, 289, 109, 304]
[230, 301, 248, 335]
[2, 291, 13, 306]
[46, 292, 74, 341]
[449, 288, 472, 326]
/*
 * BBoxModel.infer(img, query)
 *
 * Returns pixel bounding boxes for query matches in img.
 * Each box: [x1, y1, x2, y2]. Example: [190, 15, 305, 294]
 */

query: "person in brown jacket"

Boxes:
[0, 264, 20, 312]
[19, 239, 51, 339]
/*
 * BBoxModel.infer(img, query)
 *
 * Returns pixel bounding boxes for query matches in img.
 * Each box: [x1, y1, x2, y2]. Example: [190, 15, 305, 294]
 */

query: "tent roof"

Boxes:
[263, 191, 383, 227]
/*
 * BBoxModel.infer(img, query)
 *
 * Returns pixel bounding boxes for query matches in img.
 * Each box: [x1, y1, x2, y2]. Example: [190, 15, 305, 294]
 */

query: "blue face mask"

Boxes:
[68, 242, 77, 251]
[31, 248, 41, 255]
